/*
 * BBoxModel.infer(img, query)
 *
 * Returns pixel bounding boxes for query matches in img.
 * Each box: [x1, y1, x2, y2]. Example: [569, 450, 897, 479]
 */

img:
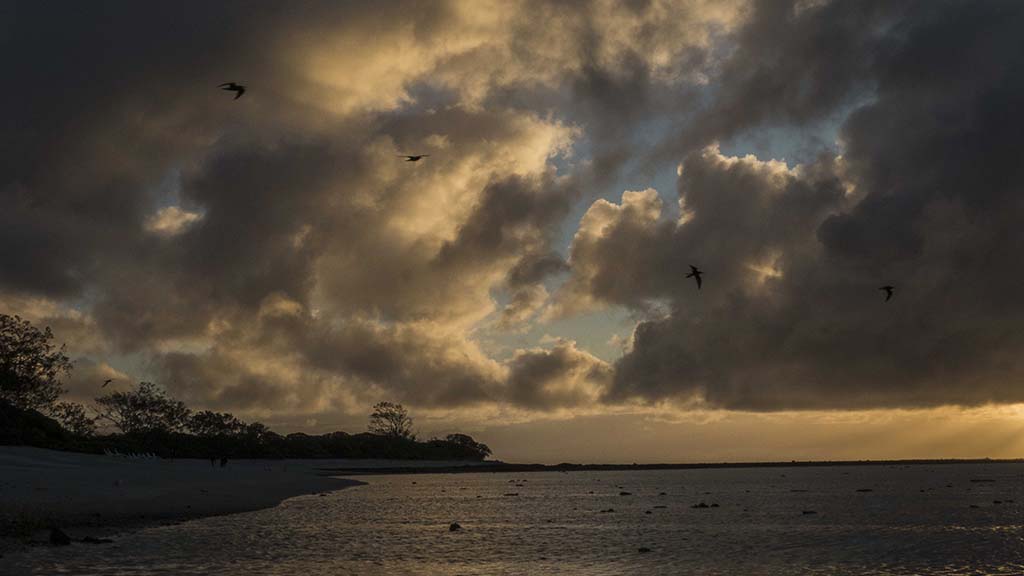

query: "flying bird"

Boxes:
[218, 82, 246, 99]
[879, 285, 895, 302]
[398, 154, 429, 162]
[686, 265, 703, 290]
[102, 379, 113, 388]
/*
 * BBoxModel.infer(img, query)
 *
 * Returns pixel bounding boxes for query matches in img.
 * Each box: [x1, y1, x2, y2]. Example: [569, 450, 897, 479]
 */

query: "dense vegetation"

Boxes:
[0, 314, 491, 461]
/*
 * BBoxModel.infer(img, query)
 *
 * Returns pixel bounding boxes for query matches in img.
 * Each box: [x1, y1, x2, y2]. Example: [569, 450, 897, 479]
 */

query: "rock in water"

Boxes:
[49, 528, 72, 546]
[449, 522, 462, 532]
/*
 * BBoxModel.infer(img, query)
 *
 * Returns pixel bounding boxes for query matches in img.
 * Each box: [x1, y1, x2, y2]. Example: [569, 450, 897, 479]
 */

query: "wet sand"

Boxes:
[0, 446, 478, 554]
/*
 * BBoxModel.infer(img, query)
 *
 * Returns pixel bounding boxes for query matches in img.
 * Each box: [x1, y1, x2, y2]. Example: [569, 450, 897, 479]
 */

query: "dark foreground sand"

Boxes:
[0, 446, 478, 555]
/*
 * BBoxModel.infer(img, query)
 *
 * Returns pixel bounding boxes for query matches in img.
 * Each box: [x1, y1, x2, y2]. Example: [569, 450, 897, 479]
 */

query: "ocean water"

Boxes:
[7, 464, 1024, 575]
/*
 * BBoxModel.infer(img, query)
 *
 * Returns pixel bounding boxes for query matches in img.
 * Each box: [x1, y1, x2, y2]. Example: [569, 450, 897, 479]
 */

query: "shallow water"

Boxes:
[6, 463, 1024, 575]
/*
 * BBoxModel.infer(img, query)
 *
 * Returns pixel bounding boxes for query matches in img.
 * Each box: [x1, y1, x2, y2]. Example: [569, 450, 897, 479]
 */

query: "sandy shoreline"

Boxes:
[0, 446, 480, 556]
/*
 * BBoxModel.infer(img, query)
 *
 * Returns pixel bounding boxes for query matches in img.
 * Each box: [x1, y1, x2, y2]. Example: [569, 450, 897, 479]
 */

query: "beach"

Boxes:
[0, 446, 479, 555]
[6, 463, 1024, 574]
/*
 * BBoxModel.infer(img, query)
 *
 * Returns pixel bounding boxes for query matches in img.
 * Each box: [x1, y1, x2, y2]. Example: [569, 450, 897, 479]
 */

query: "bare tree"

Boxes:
[368, 402, 414, 439]
[94, 382, 191, 434]
[0, 314, 73, 411]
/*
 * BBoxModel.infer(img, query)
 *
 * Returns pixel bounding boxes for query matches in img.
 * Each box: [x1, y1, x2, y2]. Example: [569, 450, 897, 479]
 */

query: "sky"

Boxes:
[4, 0, 1024, 463]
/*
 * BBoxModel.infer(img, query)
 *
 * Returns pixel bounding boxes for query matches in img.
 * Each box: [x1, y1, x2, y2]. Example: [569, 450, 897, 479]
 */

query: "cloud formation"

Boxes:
[559, 0, 1024, 410]
[3, 0, 1024, 433]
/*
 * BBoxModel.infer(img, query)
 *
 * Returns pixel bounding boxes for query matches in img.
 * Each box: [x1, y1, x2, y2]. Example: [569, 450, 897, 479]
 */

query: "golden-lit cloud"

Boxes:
[4, 0, 1024, 461]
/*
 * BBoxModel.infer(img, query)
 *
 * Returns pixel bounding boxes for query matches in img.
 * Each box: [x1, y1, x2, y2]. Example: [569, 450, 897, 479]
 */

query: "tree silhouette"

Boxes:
[445, 433, 492, 459]
[189, 410, 246, 437]
[94, 382, 191, 434]
[50, 401, 96, 436]
[368, 401, 414, 439]
[0, 314, 73, 411]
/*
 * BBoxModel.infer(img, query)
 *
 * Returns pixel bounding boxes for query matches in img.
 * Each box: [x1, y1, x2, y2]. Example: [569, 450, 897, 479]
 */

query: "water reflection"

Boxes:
[8, 464, 1024, 575]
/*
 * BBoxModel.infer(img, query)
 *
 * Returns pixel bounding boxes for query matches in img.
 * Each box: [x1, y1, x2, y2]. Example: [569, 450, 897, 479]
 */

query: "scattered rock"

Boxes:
[80, 536, 113, 544]
[638, 547, 652, 553]
[710, 503, 720, 508]
[503, 493, 519, 497]
[619, 491, 632, 496]
[969, 504, 980, 509]
[658, 492, 667, 496]
[49, 528, 71, 546]
[645, 510, 652, 514]
[801, 510, 817, 515]
[691, 502, 709, 509]
[653, 505, 667, 509]
[855, 488, 873, 493]
[970, 478, 995, 483]
[993, 500, 1003, 504]
[449, 522, 462, 532]
[599, 508, 615, 513]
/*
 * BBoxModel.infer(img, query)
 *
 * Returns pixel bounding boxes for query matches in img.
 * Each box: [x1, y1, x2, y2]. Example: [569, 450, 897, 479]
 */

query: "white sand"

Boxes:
[0, 446, 473, 553]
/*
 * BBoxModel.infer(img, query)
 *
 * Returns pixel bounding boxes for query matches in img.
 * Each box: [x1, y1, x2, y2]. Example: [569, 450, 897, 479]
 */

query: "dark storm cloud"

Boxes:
[2, 0, 581, 415]
[566, 0, 1024, 410]
[1, 1, 277, 297]
[9, 0, 1024, 421]
[661, 0, 907, 157]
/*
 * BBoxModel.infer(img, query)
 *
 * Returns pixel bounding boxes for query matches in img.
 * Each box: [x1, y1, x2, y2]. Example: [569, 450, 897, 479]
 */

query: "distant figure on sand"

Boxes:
[686, 265, 703, 290]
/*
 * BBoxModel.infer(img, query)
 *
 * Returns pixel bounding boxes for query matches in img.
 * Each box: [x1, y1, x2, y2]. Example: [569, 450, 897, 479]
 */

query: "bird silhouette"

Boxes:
[398, 154, 429, 162]
[218, 82, 246, 99]
[686, 265, 703, 290]
[879, 285, 895, 302]
[102, 379, 113, 388]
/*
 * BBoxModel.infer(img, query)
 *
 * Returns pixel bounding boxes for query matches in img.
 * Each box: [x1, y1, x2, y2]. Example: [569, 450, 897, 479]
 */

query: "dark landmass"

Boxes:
[0, 399, 490, 461]
[322, 458, 1024, 476]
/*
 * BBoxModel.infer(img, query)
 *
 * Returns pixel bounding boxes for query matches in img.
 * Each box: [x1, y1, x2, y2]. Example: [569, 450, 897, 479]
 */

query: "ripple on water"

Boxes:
[5, 463, 1024, 575]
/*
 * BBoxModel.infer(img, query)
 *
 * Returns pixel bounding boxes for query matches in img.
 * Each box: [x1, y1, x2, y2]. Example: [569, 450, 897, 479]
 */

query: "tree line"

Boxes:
[0, 314, 491, 461]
